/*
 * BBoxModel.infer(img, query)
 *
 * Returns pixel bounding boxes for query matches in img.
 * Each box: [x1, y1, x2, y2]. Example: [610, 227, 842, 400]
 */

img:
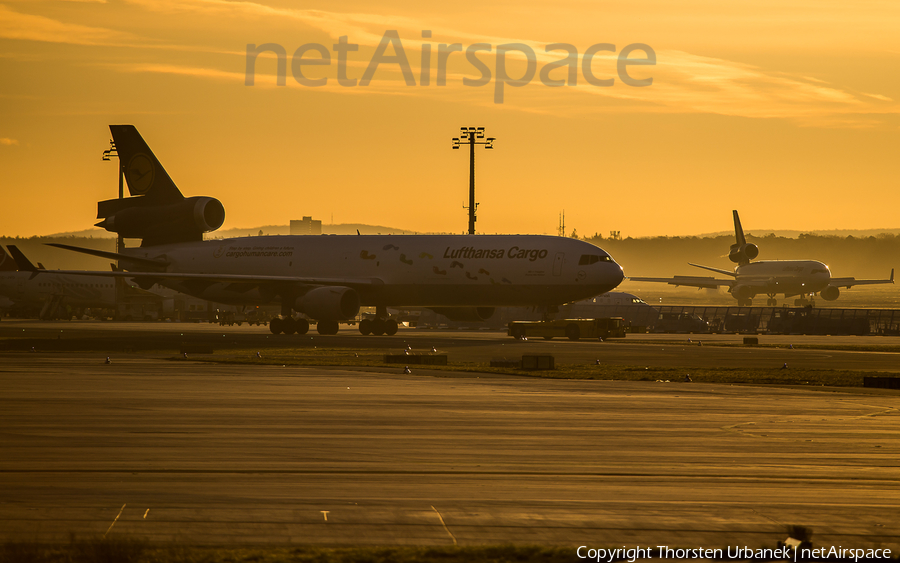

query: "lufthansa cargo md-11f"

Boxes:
[49, 125, 624, 335]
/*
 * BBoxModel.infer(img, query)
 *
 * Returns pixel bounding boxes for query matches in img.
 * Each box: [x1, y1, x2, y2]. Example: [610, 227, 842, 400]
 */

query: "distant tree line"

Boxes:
[581, 233, 900, 279]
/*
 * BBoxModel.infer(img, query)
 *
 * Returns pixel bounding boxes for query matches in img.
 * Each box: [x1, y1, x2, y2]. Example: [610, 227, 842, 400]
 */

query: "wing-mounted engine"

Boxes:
[728, 242, 758, 264]
[294, 286, 360, 320]
[428, 307, 495, 322]
[820, 286, 840, 301]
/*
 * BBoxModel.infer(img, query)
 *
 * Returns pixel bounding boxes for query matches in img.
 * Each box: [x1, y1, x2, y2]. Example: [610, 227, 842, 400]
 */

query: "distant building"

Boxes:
[290, 217, 322, 235]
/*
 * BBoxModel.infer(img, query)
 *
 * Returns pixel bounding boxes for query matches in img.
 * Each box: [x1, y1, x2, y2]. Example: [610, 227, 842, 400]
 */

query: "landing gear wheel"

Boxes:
[295, 318, 309, 335]
[371, 319, 386, 336]
[385, 319, 399, 336]
[565, 324, 581, 341]
[317, 320, 339, 335]
[767, 298, 777, 307]
[269, 317, 284, 335]
[282, 317, 297, 335]
[359, 319, 373, 335]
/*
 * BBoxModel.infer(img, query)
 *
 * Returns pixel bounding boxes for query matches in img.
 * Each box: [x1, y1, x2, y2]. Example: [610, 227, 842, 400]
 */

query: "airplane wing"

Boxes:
[628, 275, 734, 289]
[46, 243, 168, 269]
[23, 269, 383, 290]
[689, 263, 736, 277]
[828, 269, 894, 289]
[43, 242, 380, 289]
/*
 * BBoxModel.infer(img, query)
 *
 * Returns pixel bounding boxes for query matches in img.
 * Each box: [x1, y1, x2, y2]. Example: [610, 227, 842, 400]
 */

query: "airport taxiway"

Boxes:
[3, 320, 900, 373]
[0, 341, 898, 549]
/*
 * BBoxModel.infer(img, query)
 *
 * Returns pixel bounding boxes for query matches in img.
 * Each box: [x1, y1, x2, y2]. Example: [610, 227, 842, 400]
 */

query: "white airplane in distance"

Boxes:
[630, 210, 894, 307]
[0, 245, 119, 318]
[46, 125, 625, 335]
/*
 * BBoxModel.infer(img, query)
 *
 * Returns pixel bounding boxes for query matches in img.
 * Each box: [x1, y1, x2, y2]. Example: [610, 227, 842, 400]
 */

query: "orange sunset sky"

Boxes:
[1, 0, 899, 238]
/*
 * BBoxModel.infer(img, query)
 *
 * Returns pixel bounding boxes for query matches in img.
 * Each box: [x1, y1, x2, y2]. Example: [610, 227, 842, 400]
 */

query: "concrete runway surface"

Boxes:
[1, 349, 899, 550]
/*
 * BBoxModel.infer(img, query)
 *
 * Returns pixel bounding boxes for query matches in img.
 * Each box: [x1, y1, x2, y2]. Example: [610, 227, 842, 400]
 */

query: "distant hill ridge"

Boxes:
[43, 223, 422, 239]
[42, 225, 900, 239]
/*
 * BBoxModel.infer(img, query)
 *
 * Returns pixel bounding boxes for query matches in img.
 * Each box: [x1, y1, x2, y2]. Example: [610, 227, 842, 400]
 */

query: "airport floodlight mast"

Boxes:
[452, 126, 495, 235]
[102, 140, 124, 255]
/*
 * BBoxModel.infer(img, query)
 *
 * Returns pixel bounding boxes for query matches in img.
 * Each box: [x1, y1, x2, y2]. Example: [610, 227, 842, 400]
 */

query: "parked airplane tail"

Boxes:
[6, 245, 38, 272]
[0, 246, 17, 271]
[728, 210, 758, 265]
[95, 125, 225, 247]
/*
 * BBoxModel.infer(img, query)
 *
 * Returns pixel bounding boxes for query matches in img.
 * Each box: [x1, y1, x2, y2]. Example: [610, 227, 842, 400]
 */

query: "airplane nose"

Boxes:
[604, 262, 625, 288]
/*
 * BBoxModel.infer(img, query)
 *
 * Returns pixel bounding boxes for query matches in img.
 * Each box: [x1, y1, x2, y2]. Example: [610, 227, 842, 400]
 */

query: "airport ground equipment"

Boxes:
[508, 318, 626, 341]
[650, 311, 711, 334]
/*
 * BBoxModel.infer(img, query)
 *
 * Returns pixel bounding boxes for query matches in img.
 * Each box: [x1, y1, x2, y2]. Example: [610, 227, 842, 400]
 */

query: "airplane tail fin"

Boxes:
[727, 210, 758, 264]
[95, 126, 224, 246]
[733, 210, 746, 246]
[6, 245, 38, 272]
[108, 125, 184, 203]
[0, 246, 17, 271]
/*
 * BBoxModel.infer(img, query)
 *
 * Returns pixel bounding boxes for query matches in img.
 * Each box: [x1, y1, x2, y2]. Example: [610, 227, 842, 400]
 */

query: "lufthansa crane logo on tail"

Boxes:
[125, 153, 155, 194]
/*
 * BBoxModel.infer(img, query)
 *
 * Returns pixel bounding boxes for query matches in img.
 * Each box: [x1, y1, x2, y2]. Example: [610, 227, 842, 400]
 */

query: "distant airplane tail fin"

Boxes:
[733, 210, 746, 246]
[0, 246, 17, 271]
[727, 210, 758, 265]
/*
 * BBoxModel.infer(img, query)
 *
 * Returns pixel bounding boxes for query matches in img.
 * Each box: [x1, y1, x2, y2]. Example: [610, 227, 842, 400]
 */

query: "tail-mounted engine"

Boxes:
[96, 196, 225, 246]
[728, 242, 759, 264]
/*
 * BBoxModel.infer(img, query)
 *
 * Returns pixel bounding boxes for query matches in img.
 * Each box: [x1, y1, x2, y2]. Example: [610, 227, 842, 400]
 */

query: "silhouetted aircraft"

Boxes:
[47, 125, 625, 335]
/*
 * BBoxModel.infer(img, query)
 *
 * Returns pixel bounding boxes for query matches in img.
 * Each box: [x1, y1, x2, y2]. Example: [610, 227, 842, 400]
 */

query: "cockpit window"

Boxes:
[579, 254, 611, 265]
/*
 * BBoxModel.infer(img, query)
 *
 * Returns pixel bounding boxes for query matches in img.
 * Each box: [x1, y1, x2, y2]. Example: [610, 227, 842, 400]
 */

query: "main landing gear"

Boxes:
[358, 305, 398, 336]
[766, 295, 778, 307]
[358, 317, 399, 336]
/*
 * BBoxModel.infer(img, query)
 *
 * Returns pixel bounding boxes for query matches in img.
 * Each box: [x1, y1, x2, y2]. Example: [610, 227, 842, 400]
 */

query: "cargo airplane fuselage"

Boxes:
[119, 234, 624, 308]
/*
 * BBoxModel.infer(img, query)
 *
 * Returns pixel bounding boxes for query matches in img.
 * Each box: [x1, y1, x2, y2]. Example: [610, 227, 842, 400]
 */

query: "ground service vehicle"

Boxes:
[508, 318, 626, 341]
[650, 312, 711, 334]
